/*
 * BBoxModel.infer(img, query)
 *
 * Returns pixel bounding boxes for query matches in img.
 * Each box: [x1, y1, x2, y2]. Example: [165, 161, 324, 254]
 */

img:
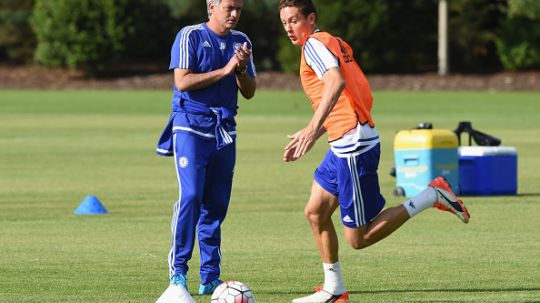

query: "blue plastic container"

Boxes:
[394, 129, 459, 197]
[458, 146, 517, 195]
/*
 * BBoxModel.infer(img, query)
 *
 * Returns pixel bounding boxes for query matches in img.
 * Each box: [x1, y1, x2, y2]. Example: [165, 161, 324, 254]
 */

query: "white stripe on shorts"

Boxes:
[348, 156, 366, 227]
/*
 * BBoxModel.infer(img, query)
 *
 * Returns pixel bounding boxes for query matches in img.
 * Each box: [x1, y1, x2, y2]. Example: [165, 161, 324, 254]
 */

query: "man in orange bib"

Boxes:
[278, 1, 471, 302]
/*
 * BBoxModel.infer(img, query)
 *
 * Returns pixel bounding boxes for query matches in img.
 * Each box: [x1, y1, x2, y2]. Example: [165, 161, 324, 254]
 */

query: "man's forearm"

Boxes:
[236, 73, 256, 99]
[174, 68, 229, 92]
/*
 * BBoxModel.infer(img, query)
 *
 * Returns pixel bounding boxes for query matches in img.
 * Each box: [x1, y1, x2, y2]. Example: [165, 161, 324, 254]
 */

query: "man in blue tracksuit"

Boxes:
[155, 0, 256, 302]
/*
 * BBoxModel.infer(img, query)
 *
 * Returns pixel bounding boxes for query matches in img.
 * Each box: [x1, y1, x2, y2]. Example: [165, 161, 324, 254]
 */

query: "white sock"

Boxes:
[402, 186, 437, 217]
[322, 262, 345, 295]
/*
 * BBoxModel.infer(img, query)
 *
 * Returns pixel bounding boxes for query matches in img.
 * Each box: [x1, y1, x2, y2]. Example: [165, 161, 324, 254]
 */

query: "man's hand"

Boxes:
[235, 42, 251, 71]
[283, 125, 318, 162]
[223, 54, 240, 76]
[223, 42, 250, 76]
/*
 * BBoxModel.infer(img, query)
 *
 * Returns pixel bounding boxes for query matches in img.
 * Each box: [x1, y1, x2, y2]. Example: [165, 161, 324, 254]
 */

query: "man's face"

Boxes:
[280, 6, 316, 46]
[209, 0, 243, 30]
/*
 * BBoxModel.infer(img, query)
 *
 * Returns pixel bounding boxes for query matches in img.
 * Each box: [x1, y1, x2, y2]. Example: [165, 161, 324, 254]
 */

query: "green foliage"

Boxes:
[496, 18, 540, 70]
[163, 0, 193, 19]
[235, 0, 284, 71]
[507, 0, 540, 19]
[0, 0, 35, 63]
[447, 0, 506, 72]
[166, 0, 207, 26]
[1, 0, 537, 73]
[117, 0, 177, 62]
[496, 0, 540, 70]
[313, 0, 439, 73]
[29, 0, 182, 70]
[277, 36, 301, 73]
[31, 0, 125, 72]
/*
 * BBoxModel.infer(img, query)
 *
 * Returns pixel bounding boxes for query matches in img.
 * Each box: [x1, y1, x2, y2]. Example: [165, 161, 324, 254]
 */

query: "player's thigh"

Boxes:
[336, 146, 385, 228]
[200, 142, 236, 215]
[174, 132, 213, 199]
[343, 223, 368, 241]
[305, 181, 339, 225]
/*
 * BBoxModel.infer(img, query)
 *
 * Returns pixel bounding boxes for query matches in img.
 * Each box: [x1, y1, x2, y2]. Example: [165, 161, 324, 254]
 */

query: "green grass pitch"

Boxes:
[0, 89, 539, 302]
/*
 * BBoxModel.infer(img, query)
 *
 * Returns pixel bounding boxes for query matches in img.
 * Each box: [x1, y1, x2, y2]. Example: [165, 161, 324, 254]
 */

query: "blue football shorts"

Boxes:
[314, 143, 386, 228]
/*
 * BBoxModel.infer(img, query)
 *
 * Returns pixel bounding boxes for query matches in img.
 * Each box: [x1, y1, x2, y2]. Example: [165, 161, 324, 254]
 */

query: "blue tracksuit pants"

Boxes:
[169, 131, 235, 284]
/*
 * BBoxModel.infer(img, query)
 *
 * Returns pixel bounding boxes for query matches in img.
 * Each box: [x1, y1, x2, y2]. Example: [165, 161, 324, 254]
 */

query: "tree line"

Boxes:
[0, 0, 538, 76]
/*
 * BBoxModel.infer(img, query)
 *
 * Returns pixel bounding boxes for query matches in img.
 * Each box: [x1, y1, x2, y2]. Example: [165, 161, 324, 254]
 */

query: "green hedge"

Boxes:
[0, 0, 35, 63]
[496, 0, 540, 70]
[317, 0, 439, 73]
[31, 0, 125, 73]
[448, 0, 506, 72]
[0, 0, 535, 73]
[118, 0, 177, 62]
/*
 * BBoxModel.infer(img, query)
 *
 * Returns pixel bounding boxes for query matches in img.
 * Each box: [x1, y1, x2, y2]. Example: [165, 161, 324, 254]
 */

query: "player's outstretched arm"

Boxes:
[283, 126, 326, 162]
[283, 67, 344, 161]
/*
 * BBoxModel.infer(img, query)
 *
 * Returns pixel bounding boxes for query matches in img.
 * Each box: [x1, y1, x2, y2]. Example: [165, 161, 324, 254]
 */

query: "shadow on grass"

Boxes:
[348, 287, 540, 294]
[277, 287, 540, 295]
[460, 193, 540, 198]
[516, 192, 540, 197]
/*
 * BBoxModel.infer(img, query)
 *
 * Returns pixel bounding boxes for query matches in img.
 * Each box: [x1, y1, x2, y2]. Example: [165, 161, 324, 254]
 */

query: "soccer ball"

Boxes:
[210, 280, 255, 303]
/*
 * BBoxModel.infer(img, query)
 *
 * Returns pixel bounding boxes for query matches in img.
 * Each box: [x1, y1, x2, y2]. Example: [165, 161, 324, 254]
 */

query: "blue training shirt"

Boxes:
[156, 23, 256, 156]
[169, 22, 256, 110]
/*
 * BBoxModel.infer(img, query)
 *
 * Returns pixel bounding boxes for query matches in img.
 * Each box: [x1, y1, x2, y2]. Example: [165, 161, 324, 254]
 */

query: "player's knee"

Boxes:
[345, 234, 371, 250]
[350, 239, 371, 250]
[180, 192, 201, 205]
[304, 206, 323, 225]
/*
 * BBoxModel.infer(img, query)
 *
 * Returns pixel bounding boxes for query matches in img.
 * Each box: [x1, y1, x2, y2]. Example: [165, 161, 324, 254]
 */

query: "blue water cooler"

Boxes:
[458, 146, 518, 195]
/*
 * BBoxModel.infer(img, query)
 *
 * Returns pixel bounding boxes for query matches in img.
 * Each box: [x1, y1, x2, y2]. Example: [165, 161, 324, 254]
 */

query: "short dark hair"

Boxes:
[278, 0, 317, 18]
